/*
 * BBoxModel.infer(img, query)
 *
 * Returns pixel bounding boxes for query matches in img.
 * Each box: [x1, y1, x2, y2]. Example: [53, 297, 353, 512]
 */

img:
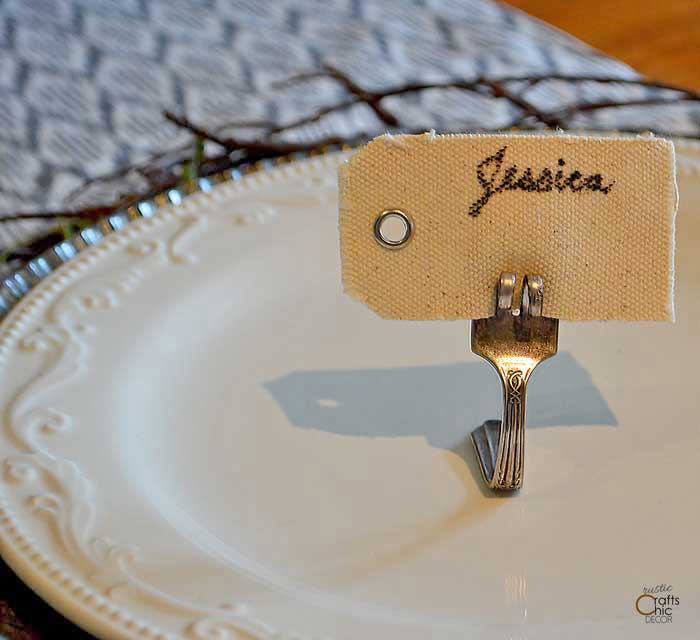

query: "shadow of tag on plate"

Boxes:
[338, 133, 677, 321]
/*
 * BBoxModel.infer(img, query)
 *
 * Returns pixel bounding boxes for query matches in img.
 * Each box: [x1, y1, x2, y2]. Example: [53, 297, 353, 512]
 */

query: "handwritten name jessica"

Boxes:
[468, 146, 615, 217]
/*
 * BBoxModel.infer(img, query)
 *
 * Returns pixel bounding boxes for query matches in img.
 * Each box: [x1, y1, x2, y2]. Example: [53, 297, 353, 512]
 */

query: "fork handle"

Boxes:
[494, 366, 529, 490]
[470, 365, 532, 490]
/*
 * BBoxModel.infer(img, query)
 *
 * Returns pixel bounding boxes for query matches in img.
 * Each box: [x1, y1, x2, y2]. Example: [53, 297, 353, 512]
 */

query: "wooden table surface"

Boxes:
[503, 0, 700, 89]
[2, 2, 699, 639]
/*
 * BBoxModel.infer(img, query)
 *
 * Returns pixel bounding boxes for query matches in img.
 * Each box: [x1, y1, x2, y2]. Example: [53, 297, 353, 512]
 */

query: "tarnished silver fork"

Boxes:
[470, 273, 559, 491]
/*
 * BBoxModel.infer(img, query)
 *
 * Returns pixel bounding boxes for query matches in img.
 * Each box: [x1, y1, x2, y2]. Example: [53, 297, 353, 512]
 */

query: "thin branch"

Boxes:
[3, 65, 700, 259]
[270, 97, 361, 133]
[492, 73, 700, 98]
[163, 111, 234, 148]
[164, 110, 355, 155]
[321, 65, 399, 127]
[63, 142, 194, 203]
[214, 119, 275, 130]
[1, 179, 180, 223]
[1, 207, 124, 223]
[270, 70, 332, 89]
[556, 95, 700, 118]
[482, 79, 563, 128]
[269, 68, 700, 137]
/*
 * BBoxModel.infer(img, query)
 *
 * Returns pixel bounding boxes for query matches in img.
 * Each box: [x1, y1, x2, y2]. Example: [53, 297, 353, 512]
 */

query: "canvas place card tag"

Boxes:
[339, 133, 677, 321]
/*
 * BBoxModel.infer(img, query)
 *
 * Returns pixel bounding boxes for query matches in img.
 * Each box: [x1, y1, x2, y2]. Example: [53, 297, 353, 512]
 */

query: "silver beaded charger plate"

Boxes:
[0, 147, 699, 640]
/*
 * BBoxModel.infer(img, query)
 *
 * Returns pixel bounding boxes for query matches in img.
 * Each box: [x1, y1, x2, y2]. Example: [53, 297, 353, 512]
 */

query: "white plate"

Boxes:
[1, 149, 699, 640]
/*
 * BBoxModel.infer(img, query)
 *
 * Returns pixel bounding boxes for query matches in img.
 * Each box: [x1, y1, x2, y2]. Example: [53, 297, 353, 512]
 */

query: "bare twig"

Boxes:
[2, 66, 699, 250]
[483, 79, 563, 128]
[269, 68, 700, 135]
[269, 97, 361, 133]
[164, 110, 356, 155]
[555, 95, 700, 119]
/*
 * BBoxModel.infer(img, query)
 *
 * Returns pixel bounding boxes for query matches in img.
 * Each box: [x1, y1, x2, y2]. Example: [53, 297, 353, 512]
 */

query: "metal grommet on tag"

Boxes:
[373, 210, 413, 249]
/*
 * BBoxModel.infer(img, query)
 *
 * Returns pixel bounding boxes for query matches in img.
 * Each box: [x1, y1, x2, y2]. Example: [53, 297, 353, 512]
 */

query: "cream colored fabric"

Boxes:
[339, 133, 677, 321]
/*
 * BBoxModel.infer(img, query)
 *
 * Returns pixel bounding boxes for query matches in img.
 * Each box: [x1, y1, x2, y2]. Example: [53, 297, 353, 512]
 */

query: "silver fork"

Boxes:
[470, 273, 559, 491]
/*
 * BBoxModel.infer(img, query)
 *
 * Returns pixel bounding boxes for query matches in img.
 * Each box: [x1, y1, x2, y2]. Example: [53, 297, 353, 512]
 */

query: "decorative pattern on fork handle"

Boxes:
[496, 367, 527, 488]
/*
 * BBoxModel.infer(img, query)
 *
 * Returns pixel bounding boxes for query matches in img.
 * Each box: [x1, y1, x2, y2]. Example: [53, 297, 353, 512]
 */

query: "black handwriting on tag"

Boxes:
[467, 146, 615, 217]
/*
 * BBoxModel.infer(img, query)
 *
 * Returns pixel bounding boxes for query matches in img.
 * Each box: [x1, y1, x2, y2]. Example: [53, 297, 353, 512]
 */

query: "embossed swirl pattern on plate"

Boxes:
[0, 152, 343, 640]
